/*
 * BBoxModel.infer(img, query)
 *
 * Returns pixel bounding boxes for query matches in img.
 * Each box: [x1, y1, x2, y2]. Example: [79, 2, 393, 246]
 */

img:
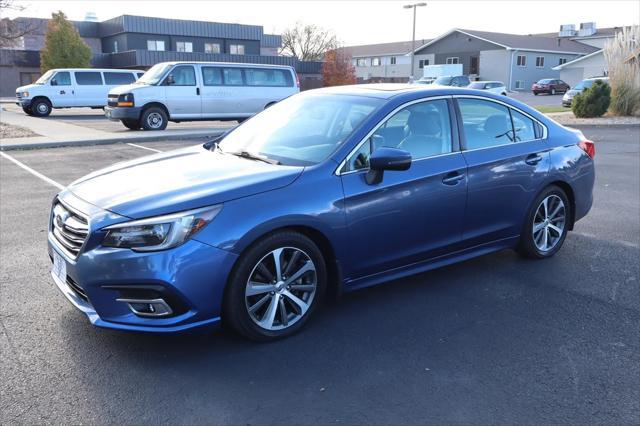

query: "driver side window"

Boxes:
[344, 99, 452, 172]
[52, 71, 71, 86]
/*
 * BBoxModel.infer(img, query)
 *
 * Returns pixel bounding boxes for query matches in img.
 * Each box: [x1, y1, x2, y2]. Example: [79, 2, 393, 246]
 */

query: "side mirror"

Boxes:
[165, 74, 175, 85]
[365, 147, 412, 185]
[50, 79, 57, 86]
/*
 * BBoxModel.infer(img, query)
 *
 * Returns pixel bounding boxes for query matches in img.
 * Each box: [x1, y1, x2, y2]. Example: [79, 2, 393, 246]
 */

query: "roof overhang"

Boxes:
[552, 49, 603, 70]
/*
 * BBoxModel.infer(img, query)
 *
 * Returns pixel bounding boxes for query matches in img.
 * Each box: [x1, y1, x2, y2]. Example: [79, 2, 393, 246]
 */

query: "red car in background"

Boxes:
[532, 79, 570, 95]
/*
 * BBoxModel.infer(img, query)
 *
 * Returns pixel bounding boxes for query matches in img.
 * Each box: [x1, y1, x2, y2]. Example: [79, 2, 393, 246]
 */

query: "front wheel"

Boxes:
[121, 119, 141, 130]
[22, 106, 33, 116]
[141, 107, 168, 130]
[517, 186, 570, 259]
[31, 99, 52, 117]
[224, 231, 327, 341]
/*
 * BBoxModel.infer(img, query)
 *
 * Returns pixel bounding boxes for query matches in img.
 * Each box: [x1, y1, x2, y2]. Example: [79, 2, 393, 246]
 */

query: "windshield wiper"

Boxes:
[228, 150, 280, 165]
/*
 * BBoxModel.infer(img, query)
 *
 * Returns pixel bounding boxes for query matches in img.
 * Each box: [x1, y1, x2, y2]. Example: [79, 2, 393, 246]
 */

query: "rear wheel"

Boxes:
[533, 92, 539, 96]
[224, 231, 327, 341]
[31, 98, 52, 117]
[121, 119, 141, 130]
[140, 107, 167, 130]
[518, 186, 570, 259]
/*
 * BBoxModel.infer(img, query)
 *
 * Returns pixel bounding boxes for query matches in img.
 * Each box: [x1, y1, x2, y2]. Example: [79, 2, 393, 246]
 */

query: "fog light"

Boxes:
[116, 298, 173, 317]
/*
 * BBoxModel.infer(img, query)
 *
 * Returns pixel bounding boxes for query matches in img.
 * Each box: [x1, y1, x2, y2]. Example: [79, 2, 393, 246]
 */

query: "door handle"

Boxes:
[442, 172, 465, 185]
[196, 87, 200, 95]
[525, 154, 543, 166]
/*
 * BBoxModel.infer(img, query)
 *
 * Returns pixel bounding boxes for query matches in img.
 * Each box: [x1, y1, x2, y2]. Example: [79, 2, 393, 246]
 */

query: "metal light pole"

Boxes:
[404, 2, 427, 82]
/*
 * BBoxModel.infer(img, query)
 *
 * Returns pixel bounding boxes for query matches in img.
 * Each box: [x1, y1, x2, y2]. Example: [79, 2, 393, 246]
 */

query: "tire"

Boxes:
[140, 106, 168, 130]
[517, 185, 571, 259]
[31, 98, 52, 117]
[22, 106, 33, 116]
[223, 231, 327, 341]
[121, 119, 141, 130]
[533, 92, 538, 96]
[551, 88, 556, 95]
[264, 102, 276, 109]
[237, 117, 247, 124]
[501, 92, 507, 97]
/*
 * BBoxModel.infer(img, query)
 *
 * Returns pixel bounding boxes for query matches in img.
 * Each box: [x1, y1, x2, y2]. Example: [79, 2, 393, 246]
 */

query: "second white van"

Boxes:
[104, 61, 299, 130]
[15, 68, 145, 116]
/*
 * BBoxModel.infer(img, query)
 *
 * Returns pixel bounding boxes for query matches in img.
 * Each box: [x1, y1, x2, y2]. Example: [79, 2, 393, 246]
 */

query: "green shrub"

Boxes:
[609, 81, 640, 116]
[572, 81, 611, 118]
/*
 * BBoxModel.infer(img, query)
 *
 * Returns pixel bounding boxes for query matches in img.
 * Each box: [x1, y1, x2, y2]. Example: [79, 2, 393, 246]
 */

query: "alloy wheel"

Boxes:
[245, 247, 317, 331]
[532, 195, 566, 252]
[146, 112, 164, 129]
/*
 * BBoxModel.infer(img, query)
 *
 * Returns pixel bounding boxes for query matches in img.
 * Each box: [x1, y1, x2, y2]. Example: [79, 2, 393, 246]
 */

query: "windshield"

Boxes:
[537, 79, 553, 84]
[34, 70, 55, 85]
[468, 82, 485, 89]
[218, 94, 383, 166]
[136, 63, 172, 85]
[434, 76, 453, 85]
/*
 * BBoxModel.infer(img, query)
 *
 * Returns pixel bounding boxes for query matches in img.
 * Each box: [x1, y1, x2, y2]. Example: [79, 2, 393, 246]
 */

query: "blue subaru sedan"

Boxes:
[48, 85, 595, 340]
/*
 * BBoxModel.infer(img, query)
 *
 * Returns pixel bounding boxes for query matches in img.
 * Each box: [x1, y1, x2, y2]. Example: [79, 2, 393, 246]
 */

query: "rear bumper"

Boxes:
[104, 106, 142, 121]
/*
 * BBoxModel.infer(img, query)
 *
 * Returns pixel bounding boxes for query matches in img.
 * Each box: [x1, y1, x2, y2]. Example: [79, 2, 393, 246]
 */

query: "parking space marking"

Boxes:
[0, 152, 64, 190]
[125, 143, 163, 153]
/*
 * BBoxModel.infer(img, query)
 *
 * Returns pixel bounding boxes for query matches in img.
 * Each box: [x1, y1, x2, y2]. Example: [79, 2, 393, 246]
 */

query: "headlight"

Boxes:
[102, 205, 222, 251]
[22, 91, 29, 97]
[117, 93, 134, 107]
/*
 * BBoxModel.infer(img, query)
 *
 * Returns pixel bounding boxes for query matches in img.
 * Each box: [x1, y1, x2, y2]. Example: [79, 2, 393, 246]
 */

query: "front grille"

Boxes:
[16, 92, 22, 100]
[67, 276, 89, 301]
[107, 94, 118, 107]
[51, 201, 89, 258]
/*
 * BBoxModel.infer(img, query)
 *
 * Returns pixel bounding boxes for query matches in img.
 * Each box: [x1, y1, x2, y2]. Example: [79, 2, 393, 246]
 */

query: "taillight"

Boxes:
[579, 139, 595, 159]
[295, 73, 300, 88]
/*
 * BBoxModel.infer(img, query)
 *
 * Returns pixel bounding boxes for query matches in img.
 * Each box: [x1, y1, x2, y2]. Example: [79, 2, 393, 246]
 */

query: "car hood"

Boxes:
[17, 84, 39, 93]
[68, 145, 304, 219]
[108, 83, 143, 95]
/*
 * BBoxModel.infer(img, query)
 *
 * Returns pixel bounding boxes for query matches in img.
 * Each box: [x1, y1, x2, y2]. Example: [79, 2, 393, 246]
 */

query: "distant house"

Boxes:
[340, 39, 430, 83]
[552, 50, 607, 87]
[412, 28, 600, 91]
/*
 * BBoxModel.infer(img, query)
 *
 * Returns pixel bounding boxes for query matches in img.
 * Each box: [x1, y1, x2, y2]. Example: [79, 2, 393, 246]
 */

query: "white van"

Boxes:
[104, 62, 299, 130]
[15, 68, 145, 117]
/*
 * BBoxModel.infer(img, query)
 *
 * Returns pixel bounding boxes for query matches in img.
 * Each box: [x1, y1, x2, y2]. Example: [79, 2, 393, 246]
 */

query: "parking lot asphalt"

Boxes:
[508, 91, 567, 107]
[1, 125, 639, 424]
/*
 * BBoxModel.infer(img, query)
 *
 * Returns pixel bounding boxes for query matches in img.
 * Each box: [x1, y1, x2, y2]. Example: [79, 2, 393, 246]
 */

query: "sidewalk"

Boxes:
[0, 107, 234, 150]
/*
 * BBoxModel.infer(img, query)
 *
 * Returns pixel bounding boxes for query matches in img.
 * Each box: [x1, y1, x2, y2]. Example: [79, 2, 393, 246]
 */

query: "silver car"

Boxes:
[562, 77, 609, 107]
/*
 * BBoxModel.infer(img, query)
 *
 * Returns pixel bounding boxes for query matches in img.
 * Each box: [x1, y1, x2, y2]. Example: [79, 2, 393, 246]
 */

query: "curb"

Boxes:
[0, 129, 230, 151]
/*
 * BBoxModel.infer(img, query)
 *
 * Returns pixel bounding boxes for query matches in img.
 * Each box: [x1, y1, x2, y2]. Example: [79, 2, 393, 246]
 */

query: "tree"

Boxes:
[40, 11, 92, 73]
[280, 22, 338, 61]
[0, 0, 37, 48]
[322, 49, 356, 87]
[572, 80, 611, 118]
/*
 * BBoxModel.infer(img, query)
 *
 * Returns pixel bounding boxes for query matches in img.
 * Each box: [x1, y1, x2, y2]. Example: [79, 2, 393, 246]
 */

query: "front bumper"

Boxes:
[16, 98, 32, 108]
[104, 106, 142, 122]
[47, 196, 238, 333]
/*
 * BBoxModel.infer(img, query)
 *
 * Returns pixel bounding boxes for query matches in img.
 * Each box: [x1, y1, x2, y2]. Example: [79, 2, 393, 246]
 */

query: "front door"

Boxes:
[455, 97, 550, 246]
[163, 65, 201, 119]
[470, 56, 479, 75]
[340, 98, 468, 279]
[48, 71, 74, 107]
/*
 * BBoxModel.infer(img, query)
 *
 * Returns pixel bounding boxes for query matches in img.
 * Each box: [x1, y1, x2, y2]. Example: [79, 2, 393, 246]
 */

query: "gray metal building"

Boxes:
[0, 15, 322, 96]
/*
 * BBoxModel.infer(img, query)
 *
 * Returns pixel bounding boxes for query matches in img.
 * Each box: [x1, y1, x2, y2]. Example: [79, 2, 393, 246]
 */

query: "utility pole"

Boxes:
[404, 2, 426, 82]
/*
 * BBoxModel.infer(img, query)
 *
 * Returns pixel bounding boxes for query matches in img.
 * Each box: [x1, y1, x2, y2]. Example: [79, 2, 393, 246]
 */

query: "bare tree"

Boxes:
[280, 22, 338, 61]
[0, 0, 37, 48]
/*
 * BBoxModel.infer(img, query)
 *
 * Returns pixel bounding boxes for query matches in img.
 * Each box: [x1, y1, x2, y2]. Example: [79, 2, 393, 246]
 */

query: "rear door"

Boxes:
[48, 71, 74, 107]
[163, 65, 201, 119]
[243, 67, 296, 113]
[455, 97, 549, 246]
[72, 71, 105, 106]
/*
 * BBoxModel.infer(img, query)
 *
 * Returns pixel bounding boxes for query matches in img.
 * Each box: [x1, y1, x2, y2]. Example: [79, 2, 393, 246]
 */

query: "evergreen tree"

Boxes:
[40, 11, 92, 72]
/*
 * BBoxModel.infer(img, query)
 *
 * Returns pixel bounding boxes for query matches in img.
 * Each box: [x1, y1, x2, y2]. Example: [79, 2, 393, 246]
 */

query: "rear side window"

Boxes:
[104, 72, 135, 85]
[75, 72, 103, 85]
[166, 65, 196, 86]
[458, 98, 513, 150]
[52, 71, 71, 86]
[223, 68, 244, 86]
[510, 109, 537, 142]
[245, 68, 293, 87]
[137, 72, 144, 79]
[202, 67, 222, 86]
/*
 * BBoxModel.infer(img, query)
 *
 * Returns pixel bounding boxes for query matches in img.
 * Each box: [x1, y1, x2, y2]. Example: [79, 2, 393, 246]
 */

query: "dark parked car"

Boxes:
[48, 84, 595, 341]
[433, 75, 471, 87]
[532, 79, 570, 95]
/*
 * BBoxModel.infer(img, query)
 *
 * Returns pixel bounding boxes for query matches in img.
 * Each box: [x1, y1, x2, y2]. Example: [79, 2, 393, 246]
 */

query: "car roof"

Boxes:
[305, 83, 487, 99]
[157, 61, 294, 70]
[472, 81, 504, 84]
[49, 68, 144, 72]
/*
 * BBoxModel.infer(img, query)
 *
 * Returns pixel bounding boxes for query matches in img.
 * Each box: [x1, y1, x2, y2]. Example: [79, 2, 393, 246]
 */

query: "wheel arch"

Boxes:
[141, 101, 169, 118]
[548, 180, 576, 230]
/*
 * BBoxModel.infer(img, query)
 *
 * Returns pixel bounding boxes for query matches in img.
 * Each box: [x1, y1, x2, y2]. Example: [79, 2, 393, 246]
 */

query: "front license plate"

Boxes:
[105, 110, 112, 119]
[52, 250, 67, 283]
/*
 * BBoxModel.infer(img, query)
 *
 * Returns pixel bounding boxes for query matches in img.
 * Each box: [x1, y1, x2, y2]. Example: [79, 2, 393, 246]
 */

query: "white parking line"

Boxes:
[125, 143, 163, 153]
[0, 151, 64, 190]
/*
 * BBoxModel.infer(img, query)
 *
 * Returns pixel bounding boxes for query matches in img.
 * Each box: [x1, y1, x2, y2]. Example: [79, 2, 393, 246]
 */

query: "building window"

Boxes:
[418, 59, 429, 69]
[205, 43, 221, 54]
[147, 40, 165, 51]
[20, 72, 40, 86]
[558, 58, 568, 65]
[446, 57, 459, 64]
[516, 55, 526, 67]
[230, 44, 245, 55]
[390, 57, 397, 65]
[515, 80, 525, 89]
[114, 41, 118, 53]
[371, 57, 381, 66]
[356, 58, 367, 67]
[535, 56, 545, 68]
[176, 41, 193, 53]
